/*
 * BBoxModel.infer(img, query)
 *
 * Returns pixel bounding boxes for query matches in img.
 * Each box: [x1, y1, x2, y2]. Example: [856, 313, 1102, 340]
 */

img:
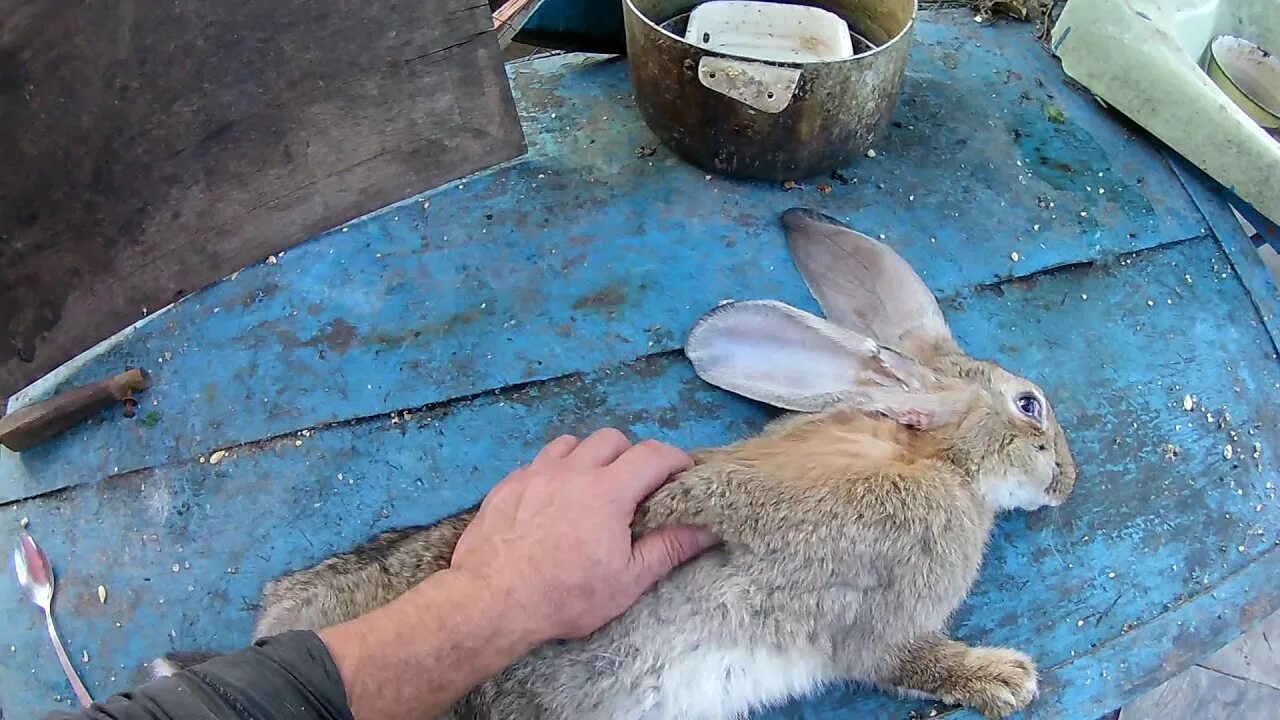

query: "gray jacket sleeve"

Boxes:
[51, 631, 353, 720]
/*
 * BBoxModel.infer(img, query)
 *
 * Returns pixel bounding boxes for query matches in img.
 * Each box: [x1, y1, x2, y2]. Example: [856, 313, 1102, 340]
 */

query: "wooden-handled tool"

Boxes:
[0, 368, 150, 452]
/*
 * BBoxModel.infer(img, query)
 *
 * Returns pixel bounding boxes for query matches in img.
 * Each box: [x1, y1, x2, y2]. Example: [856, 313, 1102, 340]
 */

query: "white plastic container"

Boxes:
[685, 1, 855, 64]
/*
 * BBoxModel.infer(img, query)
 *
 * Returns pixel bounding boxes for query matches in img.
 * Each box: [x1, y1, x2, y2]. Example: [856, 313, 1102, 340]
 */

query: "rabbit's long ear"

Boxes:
[685, 300, 936, 417]
[782, 208, 958, 361]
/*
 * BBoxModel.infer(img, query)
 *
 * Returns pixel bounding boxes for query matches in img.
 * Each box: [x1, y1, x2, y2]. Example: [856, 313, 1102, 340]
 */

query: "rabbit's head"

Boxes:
[685, 208, 1076, 512]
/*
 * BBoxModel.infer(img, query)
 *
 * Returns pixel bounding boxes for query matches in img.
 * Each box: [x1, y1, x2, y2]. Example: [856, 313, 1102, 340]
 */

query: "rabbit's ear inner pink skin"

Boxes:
[684, 300, 960, 427]
[782, 207, 959, 364]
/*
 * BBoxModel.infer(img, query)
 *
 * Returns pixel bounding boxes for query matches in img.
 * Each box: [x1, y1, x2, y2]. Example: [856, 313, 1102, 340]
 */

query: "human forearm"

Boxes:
[318, 568, 541, 720]
[53, 631, 350, 720]
[51, 431, 713, 720]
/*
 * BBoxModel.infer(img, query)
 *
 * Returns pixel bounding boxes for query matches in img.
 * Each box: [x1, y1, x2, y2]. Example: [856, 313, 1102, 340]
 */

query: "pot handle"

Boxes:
[697, 57, 801, 113]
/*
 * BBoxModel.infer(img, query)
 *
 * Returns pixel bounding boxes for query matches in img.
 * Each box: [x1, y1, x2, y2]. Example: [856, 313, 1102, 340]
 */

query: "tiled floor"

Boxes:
[1120, 242, 1280, 720]
[1120, 611, 1280, 719]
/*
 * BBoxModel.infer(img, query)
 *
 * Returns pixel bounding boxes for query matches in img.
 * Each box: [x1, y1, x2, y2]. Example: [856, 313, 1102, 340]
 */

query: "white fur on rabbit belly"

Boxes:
[636, 647, 832, 719]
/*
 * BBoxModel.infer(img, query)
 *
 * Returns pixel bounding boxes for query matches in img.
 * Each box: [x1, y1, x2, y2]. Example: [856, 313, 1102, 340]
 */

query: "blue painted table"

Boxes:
[3, 11, 1279, 719]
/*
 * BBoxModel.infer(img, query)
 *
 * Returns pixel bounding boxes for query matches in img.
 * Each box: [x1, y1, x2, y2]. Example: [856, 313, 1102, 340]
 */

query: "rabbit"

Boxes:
[154, 207, 1076, 720]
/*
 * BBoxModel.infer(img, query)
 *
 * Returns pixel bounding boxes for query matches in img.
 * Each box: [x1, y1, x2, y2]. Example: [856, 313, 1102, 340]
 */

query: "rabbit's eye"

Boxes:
[1015, 393, 1044, 423]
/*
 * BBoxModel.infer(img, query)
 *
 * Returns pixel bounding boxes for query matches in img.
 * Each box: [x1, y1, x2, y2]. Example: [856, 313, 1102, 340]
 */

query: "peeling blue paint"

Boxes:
[0, 15, 1209, 504]
[1, 11, 1278, 720]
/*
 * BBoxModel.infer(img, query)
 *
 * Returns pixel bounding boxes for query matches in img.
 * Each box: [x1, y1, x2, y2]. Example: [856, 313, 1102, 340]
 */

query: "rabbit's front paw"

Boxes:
[937, 647, 1037, 719]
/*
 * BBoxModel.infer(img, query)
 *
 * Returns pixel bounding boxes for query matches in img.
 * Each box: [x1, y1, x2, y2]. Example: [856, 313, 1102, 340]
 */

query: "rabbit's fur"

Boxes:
[158, 209, 1076, 720]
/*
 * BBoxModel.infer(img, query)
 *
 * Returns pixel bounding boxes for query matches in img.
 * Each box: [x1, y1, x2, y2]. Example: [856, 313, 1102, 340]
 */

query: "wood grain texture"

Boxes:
[0, 0, 525, 399]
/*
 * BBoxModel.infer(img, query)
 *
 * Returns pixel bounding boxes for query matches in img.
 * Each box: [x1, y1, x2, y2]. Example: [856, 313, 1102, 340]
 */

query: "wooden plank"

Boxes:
[0, 0, 525, 399]
[1, 235, 1279, 718]
[493, 0, 549, 48]
[0, 18, 1218, 504]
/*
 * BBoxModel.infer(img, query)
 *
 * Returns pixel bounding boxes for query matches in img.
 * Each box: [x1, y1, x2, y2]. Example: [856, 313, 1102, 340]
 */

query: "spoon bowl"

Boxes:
[14, 531, 55, 608]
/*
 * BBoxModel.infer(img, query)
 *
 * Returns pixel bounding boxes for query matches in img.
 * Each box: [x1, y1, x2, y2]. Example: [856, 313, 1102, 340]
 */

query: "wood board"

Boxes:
[0, 0, 526, 399]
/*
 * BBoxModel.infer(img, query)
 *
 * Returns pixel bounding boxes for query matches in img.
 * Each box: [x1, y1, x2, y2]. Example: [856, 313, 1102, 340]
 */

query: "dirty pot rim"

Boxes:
[622, 0, 919, 65]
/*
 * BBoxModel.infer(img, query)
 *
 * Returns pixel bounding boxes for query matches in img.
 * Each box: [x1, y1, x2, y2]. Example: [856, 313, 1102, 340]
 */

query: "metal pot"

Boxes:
[623, 0, 916, 180]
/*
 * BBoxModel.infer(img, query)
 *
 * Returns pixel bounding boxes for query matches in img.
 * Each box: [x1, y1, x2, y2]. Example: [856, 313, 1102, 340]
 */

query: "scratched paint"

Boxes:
[0, 14, 1214, 503]
[1, 233, 1278, 718]
[2, 9, 1279, 718]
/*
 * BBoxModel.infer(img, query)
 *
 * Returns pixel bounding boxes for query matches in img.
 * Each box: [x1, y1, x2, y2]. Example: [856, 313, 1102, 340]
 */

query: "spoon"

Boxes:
[14, 531, 94, 707]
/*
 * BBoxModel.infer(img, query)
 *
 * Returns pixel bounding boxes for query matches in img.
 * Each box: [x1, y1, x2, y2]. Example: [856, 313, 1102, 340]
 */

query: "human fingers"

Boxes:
[565, 428, 632, 469]
[530, 435, 580, 469]
[628, 525, 719, 594]
[604, 440, 694, 508]
[474, 462, 534, 526]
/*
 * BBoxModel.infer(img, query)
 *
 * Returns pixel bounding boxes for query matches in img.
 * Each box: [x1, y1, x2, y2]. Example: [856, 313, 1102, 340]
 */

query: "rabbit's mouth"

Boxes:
[977, 467, 1057, 512]
[1044, 470, 1072, 507]
[1045, 447, 1078, 503]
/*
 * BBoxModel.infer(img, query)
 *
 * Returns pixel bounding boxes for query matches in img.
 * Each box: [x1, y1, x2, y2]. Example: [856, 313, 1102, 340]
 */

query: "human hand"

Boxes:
[449, 429, 719, 643]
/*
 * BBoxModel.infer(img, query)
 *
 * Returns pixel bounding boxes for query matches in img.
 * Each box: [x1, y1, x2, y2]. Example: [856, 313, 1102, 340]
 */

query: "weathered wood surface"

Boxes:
[1, 11, 1279, 720]
[0, 0, 525, 399]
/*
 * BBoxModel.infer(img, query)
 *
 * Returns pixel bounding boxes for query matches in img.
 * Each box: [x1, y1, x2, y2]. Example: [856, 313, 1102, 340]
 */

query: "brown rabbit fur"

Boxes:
[159, 209, 1077, 720]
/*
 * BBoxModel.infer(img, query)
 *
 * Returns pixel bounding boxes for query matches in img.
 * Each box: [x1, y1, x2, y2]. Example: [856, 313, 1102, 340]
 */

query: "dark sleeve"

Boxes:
[49, 631, 354, 720]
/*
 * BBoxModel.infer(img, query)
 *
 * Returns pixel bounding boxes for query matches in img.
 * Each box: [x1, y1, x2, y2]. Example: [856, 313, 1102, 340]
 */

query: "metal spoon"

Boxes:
[14, 531, 93, 707]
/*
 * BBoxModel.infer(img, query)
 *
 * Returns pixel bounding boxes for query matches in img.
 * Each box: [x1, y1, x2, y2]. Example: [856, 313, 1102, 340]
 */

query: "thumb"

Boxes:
[629, 525, 719, 593]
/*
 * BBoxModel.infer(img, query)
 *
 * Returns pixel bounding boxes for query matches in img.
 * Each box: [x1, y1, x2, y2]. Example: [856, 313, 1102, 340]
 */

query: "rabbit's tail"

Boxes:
[149, 650, 224, 678]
